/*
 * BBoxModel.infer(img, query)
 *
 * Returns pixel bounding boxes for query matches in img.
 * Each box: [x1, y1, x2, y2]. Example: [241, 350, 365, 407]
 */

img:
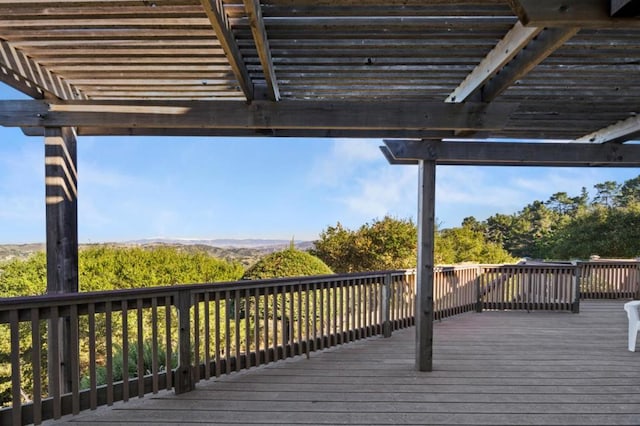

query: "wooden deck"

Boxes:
[50, 300, 640, 425]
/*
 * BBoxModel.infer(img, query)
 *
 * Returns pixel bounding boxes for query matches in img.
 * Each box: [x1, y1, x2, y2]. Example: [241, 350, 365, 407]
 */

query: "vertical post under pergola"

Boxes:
[45, 127, 79, 394]
[416, 160, 436, 372]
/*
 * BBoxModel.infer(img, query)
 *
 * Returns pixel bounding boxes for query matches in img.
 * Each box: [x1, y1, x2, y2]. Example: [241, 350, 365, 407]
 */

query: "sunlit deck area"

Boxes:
[51, 300, 640, 426]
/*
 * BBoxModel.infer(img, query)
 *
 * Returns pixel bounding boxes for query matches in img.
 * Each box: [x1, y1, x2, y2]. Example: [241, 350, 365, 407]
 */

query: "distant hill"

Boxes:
[0, 243, 45, 262]
[128, 238, 314, 250]
[0, 239, 315, 267]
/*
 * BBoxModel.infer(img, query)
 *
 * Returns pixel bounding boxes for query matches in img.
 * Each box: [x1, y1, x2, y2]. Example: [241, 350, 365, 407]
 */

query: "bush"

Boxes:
[242, 246, 333, 279]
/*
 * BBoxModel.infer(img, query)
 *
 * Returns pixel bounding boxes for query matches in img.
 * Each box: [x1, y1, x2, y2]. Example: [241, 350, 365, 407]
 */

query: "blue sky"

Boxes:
[2, 83, 640, 244]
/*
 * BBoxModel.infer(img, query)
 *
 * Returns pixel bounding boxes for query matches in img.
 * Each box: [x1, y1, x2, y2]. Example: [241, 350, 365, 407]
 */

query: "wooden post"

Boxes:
[572, 261, 581, 314]
[382, 273, 392, 338]
[416, 160, 436, 372]
[175, 290, 194, 394]
[45, 127, 78, 395]
[476, 266, 484, 313]
[635, 260, 640, 301]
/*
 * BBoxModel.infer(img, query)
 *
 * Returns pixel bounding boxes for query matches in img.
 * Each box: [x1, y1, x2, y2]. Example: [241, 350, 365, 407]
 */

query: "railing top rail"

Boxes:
[434, 264, 481, 272]
[0, 269, 412, 312]
[480, 264, 577, 270]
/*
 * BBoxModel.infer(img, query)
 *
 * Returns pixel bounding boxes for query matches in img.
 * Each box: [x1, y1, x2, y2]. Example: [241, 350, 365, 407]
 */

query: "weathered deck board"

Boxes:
[51, 300, 640, 425]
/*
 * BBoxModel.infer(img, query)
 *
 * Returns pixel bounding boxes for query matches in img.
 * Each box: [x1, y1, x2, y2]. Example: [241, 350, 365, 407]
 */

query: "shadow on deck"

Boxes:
[50, 300, 640, 425]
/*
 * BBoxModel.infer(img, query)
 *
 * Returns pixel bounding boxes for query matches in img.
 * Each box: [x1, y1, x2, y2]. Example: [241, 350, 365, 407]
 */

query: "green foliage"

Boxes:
[437, 225, 516, 265]
[482, 174, 640, 260]
[0, 245, 243, 407]
[243, 247, 333, 279]
[80, 341, 178, 389]
[312, 215, 514, 272]
[0, 252, 47, 297]
[311, 216, 417, 273]
[0, 246, 244, 298]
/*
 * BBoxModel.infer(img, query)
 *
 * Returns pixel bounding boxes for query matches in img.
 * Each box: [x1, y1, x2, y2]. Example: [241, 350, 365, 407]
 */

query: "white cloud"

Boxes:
[340, 166, 418, 219]
[309, 139, 382, 186]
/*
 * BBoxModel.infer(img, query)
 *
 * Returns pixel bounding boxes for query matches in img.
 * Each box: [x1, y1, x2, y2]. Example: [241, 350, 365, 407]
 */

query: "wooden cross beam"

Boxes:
[0, 100, 518, 132]
[383, 139, 640, 167]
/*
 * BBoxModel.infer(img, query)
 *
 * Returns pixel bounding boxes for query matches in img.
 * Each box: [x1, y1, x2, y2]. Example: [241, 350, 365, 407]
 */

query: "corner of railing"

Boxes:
[572, 260, 581, 314]
[174, 289, 195, 394]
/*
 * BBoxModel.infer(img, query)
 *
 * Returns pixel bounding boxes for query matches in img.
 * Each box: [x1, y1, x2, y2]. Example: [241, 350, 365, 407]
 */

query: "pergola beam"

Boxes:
[243, 0, 279, 101]
[576, 115, 640, 144]
[509, 0, 640, 27]
[200, 0, 254, 100]
[379, 145, 418, 165]
[0, 39, 85, 100]
[21, 127, 455, 140]
[0, 100, 518, 131]
[445, 22, 542, 103]
[384, 139, 640, 167]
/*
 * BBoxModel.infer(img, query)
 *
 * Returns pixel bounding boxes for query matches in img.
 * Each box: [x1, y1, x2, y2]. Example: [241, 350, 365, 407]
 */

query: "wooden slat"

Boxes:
[10, 309, 21, 426]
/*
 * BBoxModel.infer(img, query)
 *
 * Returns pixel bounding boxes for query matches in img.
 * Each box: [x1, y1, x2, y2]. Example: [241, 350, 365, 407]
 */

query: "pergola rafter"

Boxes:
[0, 39, 86, 100]
[576, 114, 640, 144]
[243, 0, 280, 101]
[200, 0, 254, 100]
[446, 22, 543, 103]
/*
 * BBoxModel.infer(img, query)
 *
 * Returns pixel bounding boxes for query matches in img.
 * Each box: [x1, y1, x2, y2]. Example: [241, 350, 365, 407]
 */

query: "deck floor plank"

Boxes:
[50, 300, 640, 425]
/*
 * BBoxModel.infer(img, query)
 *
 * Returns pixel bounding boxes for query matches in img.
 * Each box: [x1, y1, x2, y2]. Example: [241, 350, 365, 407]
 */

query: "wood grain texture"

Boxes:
[56, 300, 640, 425]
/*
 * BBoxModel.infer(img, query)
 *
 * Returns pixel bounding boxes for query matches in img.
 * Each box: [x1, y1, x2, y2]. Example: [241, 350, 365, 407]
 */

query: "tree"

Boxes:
[593, 181, 621, 208]
[437, 226, 515, 264]
[461, 216, 485, 233]
[618, 176, 640, 207]
[311, 216, 417, 273]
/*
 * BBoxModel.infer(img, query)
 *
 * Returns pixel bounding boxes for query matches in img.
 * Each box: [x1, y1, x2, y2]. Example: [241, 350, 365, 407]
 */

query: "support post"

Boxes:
[476, 266, 484, 313]
[635, 259, 640, 300]
[175, 290, 194, 394]
[416, 160, 436, 372]
[572, 261, 581, 314]
[45, 127, 78, 395]
[382, 273, 392, 338]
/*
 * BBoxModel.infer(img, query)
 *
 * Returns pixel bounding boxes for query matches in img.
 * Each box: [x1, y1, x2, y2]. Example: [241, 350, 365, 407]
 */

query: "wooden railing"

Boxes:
[480, 264, 579, 312]
[0, 270, 416, 425]
[579, 260, 640, 299]
[1, 260, 639, 425]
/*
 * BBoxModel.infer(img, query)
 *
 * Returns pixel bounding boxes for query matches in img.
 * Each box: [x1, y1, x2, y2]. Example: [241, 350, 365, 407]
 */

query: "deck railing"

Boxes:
[1, 260, 639, 425]
[0, 270, 416, 425]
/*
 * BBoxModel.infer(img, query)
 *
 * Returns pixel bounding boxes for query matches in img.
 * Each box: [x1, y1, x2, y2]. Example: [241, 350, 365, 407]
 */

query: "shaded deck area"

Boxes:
[52, 300, 640, 425]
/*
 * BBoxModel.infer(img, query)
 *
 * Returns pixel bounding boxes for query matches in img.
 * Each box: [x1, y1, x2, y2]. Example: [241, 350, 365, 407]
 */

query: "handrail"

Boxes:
[0, 270, 417, 425]
[1, 260, 639, 425]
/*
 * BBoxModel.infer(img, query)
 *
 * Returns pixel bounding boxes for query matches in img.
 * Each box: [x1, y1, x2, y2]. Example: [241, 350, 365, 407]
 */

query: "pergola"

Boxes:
[1, 0, 640, 373]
